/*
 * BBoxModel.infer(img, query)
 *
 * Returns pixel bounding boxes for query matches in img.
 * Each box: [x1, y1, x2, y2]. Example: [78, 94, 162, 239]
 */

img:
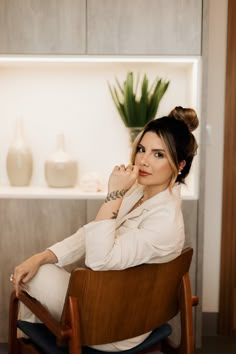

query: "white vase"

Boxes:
[45, 133, 78, 188]
[6, 117, 33, 186]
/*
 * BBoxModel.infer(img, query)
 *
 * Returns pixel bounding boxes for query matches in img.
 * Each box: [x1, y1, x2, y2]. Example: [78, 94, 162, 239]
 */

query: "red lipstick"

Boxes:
[139, 170, 151, 176]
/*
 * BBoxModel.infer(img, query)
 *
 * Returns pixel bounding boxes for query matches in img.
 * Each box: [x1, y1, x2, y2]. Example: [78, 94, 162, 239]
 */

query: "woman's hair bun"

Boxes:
[168, 106, 199, 132]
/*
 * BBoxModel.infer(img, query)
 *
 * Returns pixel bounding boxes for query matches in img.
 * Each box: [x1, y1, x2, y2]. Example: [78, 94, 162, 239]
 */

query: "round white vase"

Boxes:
[6, 117, 33, 186]
[45, 133, 78, 188]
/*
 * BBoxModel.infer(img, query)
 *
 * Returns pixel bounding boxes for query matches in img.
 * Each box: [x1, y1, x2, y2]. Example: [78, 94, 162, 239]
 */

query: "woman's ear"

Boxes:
[179, 160, 186, 174]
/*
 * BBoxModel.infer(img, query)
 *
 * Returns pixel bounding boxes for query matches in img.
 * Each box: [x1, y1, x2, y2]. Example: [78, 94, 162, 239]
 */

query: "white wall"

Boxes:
[203, 0, 228, 312]
[0, 60, 199, 195]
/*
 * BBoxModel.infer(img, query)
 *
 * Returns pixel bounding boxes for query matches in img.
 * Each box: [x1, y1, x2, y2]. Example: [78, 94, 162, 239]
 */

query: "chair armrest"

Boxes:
[192, 296, 199, 307]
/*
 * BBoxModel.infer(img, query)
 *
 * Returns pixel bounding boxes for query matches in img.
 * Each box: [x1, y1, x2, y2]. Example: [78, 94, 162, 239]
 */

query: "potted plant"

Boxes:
[108, 72, 170, 141]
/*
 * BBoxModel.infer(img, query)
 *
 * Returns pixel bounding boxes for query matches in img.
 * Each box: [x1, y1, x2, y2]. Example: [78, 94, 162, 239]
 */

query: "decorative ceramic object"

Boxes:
[80, 172, 106, 192]
[45, 133, 78, 188]
[6, 117, 33, 186]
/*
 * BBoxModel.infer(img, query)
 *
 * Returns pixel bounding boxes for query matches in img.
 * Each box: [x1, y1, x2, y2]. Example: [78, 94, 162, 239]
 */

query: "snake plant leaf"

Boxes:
[137, 75, 149, 126]
[123, 73, 135, 126]
[148, 79, 169, 119]
[148, 80, 162, 119]
[115, 77, 124, 95]
[134, 72, 140, 97]
[148, 77, 158, 96]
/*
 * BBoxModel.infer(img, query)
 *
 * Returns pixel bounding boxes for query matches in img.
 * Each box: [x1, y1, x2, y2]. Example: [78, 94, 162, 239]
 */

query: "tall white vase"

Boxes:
[45, 133, 78, 188]
[6, 117, 33, 186]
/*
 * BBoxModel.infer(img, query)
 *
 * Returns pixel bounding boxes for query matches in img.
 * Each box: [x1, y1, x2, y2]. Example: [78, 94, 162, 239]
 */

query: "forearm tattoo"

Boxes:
[104, 189, 128, 203]
[111, 210, 119, 219]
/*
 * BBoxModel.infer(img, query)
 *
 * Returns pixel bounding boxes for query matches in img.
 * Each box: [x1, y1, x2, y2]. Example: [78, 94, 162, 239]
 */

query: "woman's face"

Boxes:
[134, 131, 174, 195]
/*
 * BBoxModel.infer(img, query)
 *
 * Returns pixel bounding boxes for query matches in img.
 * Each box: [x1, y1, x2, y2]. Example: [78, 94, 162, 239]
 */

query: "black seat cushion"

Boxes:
[17, 320, 172, 354]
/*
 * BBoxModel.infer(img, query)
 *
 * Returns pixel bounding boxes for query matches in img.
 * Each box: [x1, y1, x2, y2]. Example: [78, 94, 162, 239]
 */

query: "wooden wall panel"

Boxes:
[87, 0, 202, 55]
[219, 0, 236, 335]
[0, 0, 86, 54]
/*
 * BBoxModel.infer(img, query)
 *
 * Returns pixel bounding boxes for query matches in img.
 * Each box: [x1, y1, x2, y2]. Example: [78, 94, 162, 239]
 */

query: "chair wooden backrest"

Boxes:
[9, 247, 195, 354]
[61, 247, 193, 346]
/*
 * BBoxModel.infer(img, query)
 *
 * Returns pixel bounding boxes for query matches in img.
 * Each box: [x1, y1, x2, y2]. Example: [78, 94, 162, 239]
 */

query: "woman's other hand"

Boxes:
[13, 254, 41, 296]
[12, 250, 58, 297]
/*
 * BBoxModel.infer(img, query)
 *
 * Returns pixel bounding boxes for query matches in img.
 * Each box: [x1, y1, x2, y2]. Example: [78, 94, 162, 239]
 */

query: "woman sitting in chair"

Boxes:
[11, 106, 198, 351]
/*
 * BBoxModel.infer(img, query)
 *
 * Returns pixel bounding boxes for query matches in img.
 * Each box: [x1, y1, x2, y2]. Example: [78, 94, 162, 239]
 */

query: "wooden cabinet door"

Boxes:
[87, 0, 202, 55]
[0, 0, 86, 54]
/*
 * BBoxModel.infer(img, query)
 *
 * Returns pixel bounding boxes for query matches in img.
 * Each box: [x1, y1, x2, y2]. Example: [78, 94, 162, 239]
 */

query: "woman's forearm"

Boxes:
[95, 164, 138, 221]
[95, 194, 124, 221]
[37, 249, 58, 265]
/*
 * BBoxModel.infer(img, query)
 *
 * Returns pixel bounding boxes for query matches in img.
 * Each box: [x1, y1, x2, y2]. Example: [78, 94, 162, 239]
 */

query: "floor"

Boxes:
[0, 344, 7, 354]
[196, 335, 236, 354]
[1, 336, 236, 353]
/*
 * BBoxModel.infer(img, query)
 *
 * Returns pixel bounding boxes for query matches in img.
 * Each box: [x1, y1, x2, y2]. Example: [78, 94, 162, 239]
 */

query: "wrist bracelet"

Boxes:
[105, 189, 128, 203]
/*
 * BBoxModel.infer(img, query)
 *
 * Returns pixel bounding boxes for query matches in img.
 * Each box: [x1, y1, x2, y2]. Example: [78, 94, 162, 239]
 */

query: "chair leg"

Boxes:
[8, 291, 20, 354]
[68, 296, 82, 354]
[178, 274, 194, 354]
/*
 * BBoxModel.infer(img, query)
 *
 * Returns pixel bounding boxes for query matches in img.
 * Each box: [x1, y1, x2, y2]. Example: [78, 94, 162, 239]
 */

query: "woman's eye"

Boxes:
[136, 145, 145, 153]
[154, 152, 164, 158]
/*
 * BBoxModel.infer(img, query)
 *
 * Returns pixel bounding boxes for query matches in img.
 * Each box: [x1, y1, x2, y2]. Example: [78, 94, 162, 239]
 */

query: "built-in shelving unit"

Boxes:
[0, 56, 201, 199]
[0, 185, 197, 200]
[0, 186, 105, 199]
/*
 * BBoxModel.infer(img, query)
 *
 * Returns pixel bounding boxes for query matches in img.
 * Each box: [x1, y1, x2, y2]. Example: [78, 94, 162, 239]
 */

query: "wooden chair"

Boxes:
[8, 247, 198, 354]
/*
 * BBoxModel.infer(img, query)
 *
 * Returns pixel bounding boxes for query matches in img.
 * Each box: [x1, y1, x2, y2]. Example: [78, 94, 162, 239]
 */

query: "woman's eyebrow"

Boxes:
[138, 143, 165, 152]
[152, 148, 165, 152]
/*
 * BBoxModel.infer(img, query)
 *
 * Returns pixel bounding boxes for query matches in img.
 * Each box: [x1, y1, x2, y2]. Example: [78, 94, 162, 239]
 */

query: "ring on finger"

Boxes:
[10, 274, 14, 282]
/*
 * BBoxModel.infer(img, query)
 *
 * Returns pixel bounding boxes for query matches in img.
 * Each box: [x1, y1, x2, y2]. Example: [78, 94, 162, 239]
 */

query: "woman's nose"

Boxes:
[140, 155, 149, 167]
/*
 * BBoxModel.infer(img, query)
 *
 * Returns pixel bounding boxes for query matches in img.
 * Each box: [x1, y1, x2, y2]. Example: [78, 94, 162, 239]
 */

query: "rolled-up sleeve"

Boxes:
[48, 227, 86, 267]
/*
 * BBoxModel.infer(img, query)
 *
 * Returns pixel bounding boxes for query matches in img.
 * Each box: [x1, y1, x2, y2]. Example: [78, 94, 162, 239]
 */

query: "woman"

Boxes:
[12, 106, 199, 351]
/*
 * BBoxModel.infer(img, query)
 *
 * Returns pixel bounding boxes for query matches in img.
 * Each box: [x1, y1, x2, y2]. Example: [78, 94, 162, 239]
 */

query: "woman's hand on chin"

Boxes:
[108, 164, 139, 193]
